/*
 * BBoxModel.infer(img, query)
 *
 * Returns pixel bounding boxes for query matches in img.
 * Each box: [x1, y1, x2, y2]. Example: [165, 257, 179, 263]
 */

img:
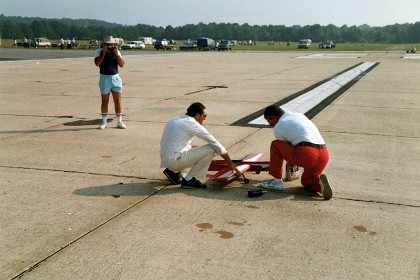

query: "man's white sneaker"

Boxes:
[319, 174, 332, 200]
[260, 179, 284, 191]
[99, 121, 107, 130]
[117, 122, 127, 129]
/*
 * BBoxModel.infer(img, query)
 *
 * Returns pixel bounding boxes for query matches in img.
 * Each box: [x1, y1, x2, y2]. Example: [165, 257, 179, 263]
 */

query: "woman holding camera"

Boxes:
[94, 35, 126, 129]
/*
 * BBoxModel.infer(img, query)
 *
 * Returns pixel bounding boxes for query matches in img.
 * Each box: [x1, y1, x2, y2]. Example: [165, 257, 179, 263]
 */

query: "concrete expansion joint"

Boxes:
[324, 130, 419, 139]
[333, 196, 419, 208]
[185, 85, 228, 96]
[0, 165, 149, 180]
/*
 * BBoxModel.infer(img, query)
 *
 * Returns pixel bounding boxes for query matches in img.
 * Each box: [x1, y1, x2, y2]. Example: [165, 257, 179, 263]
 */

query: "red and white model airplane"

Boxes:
[208, 153, 299, 183]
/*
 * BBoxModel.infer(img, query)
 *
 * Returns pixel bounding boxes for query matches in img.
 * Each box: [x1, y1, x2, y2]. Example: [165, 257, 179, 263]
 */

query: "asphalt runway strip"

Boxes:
[233, 62, 379, 127]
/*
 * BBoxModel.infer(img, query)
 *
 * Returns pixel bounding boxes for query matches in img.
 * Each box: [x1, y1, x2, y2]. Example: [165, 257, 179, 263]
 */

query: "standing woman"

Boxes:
[94, 35, 126, 129]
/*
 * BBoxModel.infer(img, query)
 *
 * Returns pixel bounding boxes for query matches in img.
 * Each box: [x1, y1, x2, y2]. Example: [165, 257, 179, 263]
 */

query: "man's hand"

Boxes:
[221, 153, 242, 177]
[101, 45, 109, 54]
[230, 164, 242, 177]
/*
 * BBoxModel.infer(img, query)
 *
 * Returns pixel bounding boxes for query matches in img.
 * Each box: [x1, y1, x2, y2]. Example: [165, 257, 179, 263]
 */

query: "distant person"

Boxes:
[261, 105, 332, 200]
[60, 38, 65, 49]
[160, 102, 241, 189]
[67, 38, 71, 49]
[23, 37, 29, 48]
[72, 38, 77, 49]
[94, 35, 126, 129]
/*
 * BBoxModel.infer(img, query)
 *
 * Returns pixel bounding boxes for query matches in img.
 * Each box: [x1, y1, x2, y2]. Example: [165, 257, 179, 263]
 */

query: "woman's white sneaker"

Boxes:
[117, 122, 127, 129]
[260, 179, 284, 191]
[99, 121, 107, 129]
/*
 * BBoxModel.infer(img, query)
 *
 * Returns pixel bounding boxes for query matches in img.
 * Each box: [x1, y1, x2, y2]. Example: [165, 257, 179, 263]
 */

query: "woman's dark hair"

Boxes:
[187, 102, 206, 117]
[264, 105, 285, 119]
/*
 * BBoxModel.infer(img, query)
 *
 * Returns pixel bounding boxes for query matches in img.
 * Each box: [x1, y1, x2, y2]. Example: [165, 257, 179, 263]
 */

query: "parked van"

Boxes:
[197, 37, 215, 51]
[113, 37, 124, 46]
[139, 37, 154, 45]
[298, 39, 311, 49]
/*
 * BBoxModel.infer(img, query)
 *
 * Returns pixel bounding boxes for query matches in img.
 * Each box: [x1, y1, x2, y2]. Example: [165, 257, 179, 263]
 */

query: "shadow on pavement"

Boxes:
[73, 180, 325, 202]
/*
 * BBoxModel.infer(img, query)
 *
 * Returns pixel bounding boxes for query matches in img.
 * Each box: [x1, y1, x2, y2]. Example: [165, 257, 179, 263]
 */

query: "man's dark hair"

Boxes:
[187, 102, 206, 117]
[264, 105, 285, 119]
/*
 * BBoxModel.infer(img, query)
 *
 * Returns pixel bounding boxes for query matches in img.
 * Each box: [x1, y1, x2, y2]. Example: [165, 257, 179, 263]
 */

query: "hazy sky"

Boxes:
[1, 0, 419, 27]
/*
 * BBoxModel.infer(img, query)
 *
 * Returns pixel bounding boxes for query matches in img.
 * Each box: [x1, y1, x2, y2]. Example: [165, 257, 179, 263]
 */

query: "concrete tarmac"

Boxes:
[0, 48, 419, 279]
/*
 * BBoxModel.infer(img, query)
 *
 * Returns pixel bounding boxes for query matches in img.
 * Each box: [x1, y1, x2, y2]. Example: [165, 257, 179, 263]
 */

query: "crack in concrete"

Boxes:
[0, 113, 74, 118]
[185, 85, 228, 95]
[0, 165, 149, 180]
[323, 130, 419, 139]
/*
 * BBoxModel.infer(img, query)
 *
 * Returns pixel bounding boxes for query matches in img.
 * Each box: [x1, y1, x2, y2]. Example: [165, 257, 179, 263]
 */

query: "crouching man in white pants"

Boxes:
[160, 102, 240, 189]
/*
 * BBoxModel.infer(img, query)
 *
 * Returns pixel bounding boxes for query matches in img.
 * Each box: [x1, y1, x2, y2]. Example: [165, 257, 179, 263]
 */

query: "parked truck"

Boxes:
[154, 40, 173, 50]
[298, 39, 311, 49]
[197, 37, 215, 51]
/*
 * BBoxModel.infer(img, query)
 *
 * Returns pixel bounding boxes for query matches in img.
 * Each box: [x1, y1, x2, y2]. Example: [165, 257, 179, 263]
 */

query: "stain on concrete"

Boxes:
[227, 221, 247, 226]
[197, 223, 235, 239]
[215, 230, 234, 239]
[354, 225, 377, 236]
[354, 225, 368, 232]
[196, 223, 213, 232]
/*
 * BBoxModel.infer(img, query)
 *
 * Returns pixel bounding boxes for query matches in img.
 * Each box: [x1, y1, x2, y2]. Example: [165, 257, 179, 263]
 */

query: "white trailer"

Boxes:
[139, 37, 154, 45]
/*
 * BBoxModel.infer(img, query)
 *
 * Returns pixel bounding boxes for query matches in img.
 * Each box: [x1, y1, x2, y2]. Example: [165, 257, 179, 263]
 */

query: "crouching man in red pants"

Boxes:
[261, 105, 332, 200]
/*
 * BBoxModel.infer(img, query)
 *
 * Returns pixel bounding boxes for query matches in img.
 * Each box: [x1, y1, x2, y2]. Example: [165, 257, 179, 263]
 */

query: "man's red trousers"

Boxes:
[269, 140, 329, 192]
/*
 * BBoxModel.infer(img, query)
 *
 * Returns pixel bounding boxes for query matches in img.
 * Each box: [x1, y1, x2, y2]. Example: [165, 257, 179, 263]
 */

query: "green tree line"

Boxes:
[1, 14, 419, 43]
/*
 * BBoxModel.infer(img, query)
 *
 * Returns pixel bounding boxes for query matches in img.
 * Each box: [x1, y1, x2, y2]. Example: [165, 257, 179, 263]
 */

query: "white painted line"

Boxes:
[402, 54, 420, 59]
[249, 62, 376, 125]
[297, 53, 368, 59]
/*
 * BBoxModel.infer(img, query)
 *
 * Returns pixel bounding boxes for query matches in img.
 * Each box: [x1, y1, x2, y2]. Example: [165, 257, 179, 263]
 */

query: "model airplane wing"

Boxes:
[210, 153, 264, 182]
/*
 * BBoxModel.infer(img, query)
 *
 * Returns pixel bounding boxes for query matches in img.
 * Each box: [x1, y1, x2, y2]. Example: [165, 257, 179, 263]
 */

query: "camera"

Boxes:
[106, 45, 114, 54]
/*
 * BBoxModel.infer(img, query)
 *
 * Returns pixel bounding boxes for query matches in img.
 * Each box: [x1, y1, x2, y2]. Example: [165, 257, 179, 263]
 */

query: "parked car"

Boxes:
[325, 40, 335, 48]
[121, 41, 145, 49]
[218, 40, 233, 51]
[298, 39, 311, 49]
[17, 38, 32, 47]
[89, 39, 99, 49]
[154, 40, 174, 50]
[197, 37, 215, 51]
[32, 38, 51, 48]
[319, 40, 336, 49]
[180, 42, 197, 50]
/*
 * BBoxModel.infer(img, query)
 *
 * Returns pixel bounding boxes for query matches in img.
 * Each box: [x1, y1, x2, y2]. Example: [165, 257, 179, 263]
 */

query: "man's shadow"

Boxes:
[73, 179, 324, 202]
